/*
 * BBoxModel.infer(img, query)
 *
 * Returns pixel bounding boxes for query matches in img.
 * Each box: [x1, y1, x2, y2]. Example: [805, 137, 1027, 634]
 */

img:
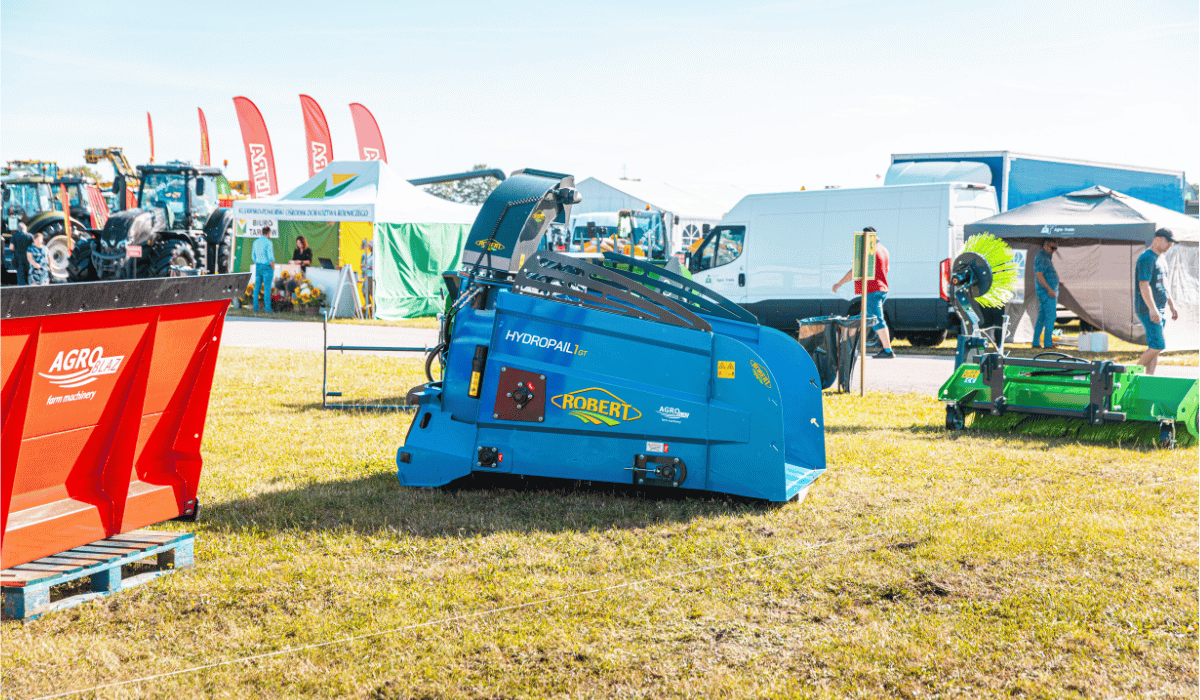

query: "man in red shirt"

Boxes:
[832, 227, 893, 359]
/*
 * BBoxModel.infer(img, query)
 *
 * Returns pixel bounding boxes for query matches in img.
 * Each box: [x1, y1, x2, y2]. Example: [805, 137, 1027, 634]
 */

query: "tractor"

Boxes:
[2, 168, 84, 284]
[69, 161, 235, 281]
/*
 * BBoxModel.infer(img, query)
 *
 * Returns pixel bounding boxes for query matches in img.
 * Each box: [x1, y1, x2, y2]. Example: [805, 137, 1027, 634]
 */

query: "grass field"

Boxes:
[2, 348, 1196, 699]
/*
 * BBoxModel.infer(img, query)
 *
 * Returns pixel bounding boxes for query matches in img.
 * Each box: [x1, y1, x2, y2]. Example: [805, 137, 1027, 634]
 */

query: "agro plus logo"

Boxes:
[751, 361, 772, 388]
[39, 347, 124, 388]
[552, 388, 641, 426]
[657, 406, 690, 423]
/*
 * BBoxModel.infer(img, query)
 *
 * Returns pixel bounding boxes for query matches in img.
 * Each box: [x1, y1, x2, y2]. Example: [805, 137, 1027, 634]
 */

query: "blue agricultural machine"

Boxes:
[398, 169, 827, 502]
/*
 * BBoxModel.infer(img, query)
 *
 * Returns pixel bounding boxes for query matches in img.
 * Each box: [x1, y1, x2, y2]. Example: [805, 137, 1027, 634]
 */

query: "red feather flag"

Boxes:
[349, 103, 387, 163]
[232, 96, 279, 198]
[300, 95, 334, 177]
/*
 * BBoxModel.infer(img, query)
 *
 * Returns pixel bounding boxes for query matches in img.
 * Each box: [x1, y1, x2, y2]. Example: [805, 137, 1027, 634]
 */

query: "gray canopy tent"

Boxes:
[965, 186, 1198, 350]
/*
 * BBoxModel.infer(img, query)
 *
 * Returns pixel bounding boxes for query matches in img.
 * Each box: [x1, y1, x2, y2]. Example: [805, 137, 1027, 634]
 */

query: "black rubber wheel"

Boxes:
[214, 220, 234, 274]
[1159, 423, 1176, 449]
[67, 237, 99, 282]
[908, 330, 949, 347]
[945, 405, 965, 431]
[147, 237, 202, 277]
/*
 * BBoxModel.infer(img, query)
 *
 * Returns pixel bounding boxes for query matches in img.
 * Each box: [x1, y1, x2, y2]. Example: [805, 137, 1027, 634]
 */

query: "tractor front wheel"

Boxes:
[67, 237, 98, 282]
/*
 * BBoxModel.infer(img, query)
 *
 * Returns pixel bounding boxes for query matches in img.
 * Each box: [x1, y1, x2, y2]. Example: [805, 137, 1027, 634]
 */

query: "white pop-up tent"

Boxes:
[232, 160, 478, 318]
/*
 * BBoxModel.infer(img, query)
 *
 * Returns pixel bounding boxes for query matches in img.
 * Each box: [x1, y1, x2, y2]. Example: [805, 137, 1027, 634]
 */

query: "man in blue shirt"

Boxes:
[251, 224, 276, 313]
[1032, 238, 1059, 348]
[1135, 228, 1178, 374]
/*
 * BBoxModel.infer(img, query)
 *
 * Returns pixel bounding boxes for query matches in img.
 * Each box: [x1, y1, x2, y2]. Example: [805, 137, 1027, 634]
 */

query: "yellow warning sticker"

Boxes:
[717, 361, 736, 379]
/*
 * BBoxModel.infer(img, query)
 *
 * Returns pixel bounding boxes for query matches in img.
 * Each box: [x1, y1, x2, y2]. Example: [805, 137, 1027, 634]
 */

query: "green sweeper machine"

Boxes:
[939, 234, 1199, 448]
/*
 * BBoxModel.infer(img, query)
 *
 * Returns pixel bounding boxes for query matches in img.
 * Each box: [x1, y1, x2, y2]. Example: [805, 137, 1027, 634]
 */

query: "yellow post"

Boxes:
[854, 229, 877, 397]
[859, 235, 868, 397]
[60, 184, 73, 251]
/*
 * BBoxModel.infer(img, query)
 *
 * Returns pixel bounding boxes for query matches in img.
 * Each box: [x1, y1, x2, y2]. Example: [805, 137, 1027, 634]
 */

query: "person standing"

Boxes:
[26, 231, 49, 286]
[1135, 228, 1178, 375]
[11, 222, 33, 285]
[251, 224, 276, 313]
[1032, 238, 1060, 348]
[291, 235, 313, 273]
[361, 239, 374, 317]
[833, 227, 893, 359]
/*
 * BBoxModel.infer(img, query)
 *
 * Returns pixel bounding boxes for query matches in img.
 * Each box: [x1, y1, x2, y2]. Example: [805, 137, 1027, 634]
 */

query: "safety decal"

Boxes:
[717, 361, 735, 379]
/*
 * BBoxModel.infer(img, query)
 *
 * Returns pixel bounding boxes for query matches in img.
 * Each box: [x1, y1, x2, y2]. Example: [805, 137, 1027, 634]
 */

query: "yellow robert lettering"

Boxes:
[598, 400, 609, 414]
[586, 398, 598, 412]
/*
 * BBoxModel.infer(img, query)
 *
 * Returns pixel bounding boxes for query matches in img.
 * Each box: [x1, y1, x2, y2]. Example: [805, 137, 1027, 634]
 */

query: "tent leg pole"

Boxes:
[322, 310, 328, 408]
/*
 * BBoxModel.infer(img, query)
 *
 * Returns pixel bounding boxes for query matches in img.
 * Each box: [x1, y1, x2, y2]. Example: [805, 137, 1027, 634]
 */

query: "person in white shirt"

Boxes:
[251, 225, 276, 313]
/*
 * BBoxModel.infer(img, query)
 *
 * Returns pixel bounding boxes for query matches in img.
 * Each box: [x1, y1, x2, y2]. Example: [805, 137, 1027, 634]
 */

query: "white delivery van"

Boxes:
[687, 183, 999, 345]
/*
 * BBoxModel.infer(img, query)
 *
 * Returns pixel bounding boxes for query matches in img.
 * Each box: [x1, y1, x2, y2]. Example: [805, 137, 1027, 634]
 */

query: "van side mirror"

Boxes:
[674, 215, 679, 225]
[195, 178, 206, 196]
[702, 224, 711, 234]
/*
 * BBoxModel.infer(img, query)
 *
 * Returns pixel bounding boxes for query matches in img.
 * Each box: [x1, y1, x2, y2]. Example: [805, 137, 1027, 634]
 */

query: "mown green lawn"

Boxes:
[2, 348, 1196, 699]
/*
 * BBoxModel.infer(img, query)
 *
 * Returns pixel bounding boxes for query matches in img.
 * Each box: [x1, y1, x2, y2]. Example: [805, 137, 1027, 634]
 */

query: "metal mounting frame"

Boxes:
[512, 251, 713, 332]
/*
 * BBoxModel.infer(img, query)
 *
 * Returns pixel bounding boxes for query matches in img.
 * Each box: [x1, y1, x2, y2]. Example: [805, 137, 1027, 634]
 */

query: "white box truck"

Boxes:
[687, 183, 999, 345]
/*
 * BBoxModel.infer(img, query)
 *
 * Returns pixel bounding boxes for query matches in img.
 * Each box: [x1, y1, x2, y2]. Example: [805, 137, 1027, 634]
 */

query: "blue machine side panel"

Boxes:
[1007, 157, 1185, 213]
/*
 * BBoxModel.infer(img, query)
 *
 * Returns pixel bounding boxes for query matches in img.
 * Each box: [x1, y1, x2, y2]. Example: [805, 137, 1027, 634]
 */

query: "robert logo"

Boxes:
[39, 347, 124, 388]
[751, 361, 772, 388]
[552, 388, 641, 426]
[657, 406, 690, 423]
[475, 239, 505, 251]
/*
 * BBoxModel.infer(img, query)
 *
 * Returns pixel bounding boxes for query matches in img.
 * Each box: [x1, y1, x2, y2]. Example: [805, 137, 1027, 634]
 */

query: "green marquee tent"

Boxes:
[231, 160, 478, 318]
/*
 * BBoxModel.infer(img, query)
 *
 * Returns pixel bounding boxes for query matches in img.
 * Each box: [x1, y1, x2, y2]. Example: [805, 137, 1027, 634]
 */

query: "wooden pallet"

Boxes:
[1, 530, 194, 622]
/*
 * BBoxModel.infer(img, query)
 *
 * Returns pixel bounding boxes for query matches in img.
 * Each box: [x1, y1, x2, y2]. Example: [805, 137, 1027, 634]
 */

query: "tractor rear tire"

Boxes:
[67, 238, 99, 282]
[44, 234, 71, 282]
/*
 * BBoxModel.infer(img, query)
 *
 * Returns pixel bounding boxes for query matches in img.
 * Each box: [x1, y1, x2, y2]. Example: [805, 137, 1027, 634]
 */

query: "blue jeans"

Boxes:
[1033, 292, 1056, 347]
[253, 264, 273, 313]
[865, 291, 887, 331]
[1136, 310, 1165, 350]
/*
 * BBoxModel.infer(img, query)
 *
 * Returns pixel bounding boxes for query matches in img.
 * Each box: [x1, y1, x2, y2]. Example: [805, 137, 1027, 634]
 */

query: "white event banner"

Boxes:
[231, 202, 375, 223]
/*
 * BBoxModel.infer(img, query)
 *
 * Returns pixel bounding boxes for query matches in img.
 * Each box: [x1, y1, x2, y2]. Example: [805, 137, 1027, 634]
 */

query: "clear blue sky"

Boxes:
[3, 0, 1196, 194]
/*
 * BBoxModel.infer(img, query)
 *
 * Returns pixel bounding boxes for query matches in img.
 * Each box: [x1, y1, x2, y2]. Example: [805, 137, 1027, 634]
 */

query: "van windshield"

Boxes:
[690, 226, 746, 272]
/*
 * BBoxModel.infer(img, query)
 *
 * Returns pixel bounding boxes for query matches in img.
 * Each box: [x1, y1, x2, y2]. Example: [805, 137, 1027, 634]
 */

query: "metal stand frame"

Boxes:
[321, 311, 428, 411]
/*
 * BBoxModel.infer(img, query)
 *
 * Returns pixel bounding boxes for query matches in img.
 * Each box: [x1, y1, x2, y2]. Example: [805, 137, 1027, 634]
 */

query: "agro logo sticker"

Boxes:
[474, 239, 505, 251]
[962, 368, 979, 384]
[751, 361, 771, 388]
[39, 347, 124, 388]
[646, 441, 669, 454]
[552, 387, 641, 426]
[657, 406, 690, 423]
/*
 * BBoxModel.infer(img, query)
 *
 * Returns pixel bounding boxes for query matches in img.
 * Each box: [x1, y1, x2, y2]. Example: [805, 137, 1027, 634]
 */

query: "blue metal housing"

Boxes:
[399, 287, 826, 501]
